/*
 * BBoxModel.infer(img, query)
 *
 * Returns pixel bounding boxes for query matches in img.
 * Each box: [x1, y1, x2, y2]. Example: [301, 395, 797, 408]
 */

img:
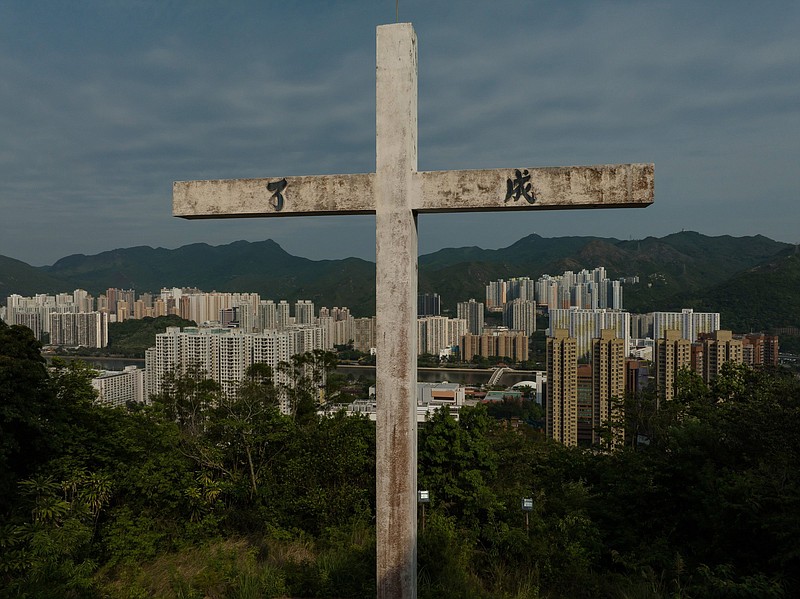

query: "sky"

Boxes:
[1, 1, 798, 266]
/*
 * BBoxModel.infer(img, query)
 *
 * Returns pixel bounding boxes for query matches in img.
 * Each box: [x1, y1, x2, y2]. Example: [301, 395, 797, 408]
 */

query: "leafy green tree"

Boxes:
[418, 512, 481, 599]
[1, 474, 100, 598]
[2, 322, 799, 597]
[418, 405, 501, 526]
[209, 364, 290, 503]
[152, 365, 221, 437]
[0, 320, 53, 511]
[470, 354, 489, 368]
[271, 411, 375, 535]
[583, 364, 800, 596]
[98, 406, 199, 562]
[277, 350, 339, 425]
[277, 354, 318, 424]
[485, 396, 544, 426]
[418, 353, 439, 367]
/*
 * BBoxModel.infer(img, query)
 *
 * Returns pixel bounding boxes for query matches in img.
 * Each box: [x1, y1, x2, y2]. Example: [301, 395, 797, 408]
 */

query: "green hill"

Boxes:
[699, 248, 800, 333]
[40, 240, 378, 316]
[0, 255, 71, 299]
[419, 232, 790, 316]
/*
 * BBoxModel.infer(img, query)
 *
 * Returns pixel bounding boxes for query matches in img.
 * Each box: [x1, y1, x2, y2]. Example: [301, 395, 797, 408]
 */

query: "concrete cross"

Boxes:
[173, 23, 653, 599]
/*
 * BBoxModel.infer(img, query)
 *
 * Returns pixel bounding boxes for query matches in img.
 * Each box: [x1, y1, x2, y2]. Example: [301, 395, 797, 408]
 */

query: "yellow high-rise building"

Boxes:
[547, 329, 577, 446]
[701, 330, 743, 382]
[655, 329, 692, 404]
[592, 328, 625, 447]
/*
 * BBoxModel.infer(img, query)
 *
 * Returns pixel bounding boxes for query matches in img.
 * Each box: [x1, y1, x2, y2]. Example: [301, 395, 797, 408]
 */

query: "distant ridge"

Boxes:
[1, 233, 797, 332]
[0, 254, 72, 298]
[40, 239, 376, 315]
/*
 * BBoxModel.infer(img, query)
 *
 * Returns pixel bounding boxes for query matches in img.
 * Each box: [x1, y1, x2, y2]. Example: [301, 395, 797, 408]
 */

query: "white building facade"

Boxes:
[548, 307, 631, 361]
[652, 308, 720, 342]
[92, 366, 146, 408]
[146, 325, 326, 413]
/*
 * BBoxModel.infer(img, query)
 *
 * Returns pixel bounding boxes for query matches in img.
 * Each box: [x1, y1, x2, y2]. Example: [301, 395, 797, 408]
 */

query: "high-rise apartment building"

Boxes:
[534, 268, 624, 311]
[547, 329, 624, 448]
[700, 330, 743, 383]
[457, 299, 484, 335]
[460, 330, 528, 363]
[219, 307, 238, 328]
[741, 333, 779, 368]
[294, 300, 315, 325]
[625, 359, 649, 398]
[353, 317, 376, 353]
[49, 311, 108, 348]
[11, 311, 44, 340]
[332, 316, 355, 347]
[317, 315, 335, 349]
[485, 277, 538, 310]
[235, 301, 255, 332]
[576, 364, 593, 445]
[152, 299, 167, 318]
[506, 277, 536, 303]
[495, 330, 528, 363]
[72, 289, 94, 312]
[257, 300, 276, 331]
[592, 329, 625, 447]
[276, 301, 291, 329]
[418, 316, 467, 356]
[546, 329, 577, 446]
[536, 277, 561, 309]
[6, 292, 104, 341]
[655, 329, 692, 404]
[485, 280, 507, 311]
[331, 306, 351, 322]
[630, 313, 654, 339]
[549, 307, 630, 361]
[315, 307, 353, 349]
[503, 298, 536, 336]
[106, 288, 135, 317]
[652, 309, 720, 343]
[418, 293, 441, 317]
[215, 333, 251, 395]
[146, 325, 326, 414]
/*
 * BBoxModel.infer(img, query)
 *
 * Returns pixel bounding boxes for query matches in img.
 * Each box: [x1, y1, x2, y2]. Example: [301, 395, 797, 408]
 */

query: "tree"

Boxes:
[0, 320, 53, 511]
[470, 354, 489, 368]
[277, 350, 339, 424]
[418, 405, 501, 525]
[418, 353, 439, 367]
[271, 411, 375, 534]
[210, 364, 289, 501]
[153, 365, 221, 436]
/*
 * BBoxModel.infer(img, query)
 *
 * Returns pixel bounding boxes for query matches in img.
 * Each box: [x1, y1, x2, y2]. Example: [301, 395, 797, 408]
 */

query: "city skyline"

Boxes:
[2, 1, 799, 266]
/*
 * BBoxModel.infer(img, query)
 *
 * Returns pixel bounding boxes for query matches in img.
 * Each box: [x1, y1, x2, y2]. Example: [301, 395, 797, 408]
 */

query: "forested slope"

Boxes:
[2, 320, 798, 597]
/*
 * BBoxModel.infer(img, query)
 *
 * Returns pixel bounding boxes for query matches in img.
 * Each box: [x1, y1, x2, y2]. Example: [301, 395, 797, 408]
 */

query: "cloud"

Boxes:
[1, 0, 799, 267]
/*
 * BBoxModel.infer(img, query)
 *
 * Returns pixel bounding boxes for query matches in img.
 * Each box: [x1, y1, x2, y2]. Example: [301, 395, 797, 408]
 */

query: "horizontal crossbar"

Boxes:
[174, 163, 653, 218]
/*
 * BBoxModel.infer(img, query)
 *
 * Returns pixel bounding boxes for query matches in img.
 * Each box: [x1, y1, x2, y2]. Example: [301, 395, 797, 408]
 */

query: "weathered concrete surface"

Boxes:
[173, 163, 652, 219]
[375, 23, 418, 599]
[173, 173, 375, 218]
[415, 163, 654, 212]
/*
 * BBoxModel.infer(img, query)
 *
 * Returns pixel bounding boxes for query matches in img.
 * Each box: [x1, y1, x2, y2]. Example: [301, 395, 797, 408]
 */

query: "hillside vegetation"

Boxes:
[2, 320, 799, 597]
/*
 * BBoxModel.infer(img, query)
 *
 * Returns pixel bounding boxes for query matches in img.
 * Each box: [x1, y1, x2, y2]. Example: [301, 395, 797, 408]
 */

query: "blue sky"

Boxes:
[1, 1, 798, 266]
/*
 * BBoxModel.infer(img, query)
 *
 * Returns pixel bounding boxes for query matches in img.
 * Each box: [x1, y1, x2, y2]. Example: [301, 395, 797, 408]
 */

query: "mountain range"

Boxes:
[1, 232, 798, 334]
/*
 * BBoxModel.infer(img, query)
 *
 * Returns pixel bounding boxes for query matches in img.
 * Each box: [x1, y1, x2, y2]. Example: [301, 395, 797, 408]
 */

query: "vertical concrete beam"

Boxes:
[375, 23, 418, 599]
